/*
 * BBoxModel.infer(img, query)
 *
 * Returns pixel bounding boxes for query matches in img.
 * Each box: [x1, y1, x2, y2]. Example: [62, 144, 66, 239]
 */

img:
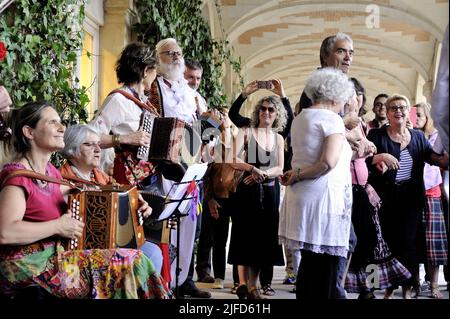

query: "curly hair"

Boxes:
[115, 42, 156, 85]
[250, 96, 287, 132]
[304, 67, 354, 105]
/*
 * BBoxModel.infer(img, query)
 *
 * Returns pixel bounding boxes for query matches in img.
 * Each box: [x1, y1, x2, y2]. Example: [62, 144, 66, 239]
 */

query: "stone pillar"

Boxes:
[98, 0, 136, 104]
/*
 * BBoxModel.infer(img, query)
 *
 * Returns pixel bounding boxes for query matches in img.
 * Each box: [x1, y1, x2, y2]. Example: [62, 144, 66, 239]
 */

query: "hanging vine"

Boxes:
[0, 0, 89, 123]
[133, 0, 242, 108]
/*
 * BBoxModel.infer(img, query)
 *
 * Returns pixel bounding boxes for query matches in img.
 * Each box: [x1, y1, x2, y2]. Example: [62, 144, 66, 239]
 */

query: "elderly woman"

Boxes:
[227, 95, 287, 299]
[0, 101, 169, 299]
[89, 42, 158, 186]
[367, 94, 448, 299]
[279, 67, 354, 299]
[413, 102, 448, 298]
[59, 124, 164, 276]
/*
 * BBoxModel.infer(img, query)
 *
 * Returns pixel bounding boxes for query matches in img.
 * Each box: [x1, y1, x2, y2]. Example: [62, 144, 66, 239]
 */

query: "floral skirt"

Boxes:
[0, 239, 170, 299]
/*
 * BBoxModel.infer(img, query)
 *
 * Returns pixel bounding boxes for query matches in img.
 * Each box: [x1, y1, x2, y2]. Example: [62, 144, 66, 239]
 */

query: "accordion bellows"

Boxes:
[65, 186, 145, 250]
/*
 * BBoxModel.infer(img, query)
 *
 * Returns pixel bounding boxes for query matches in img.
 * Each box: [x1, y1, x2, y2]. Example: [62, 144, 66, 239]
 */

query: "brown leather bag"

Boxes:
[209, 163, 245, 198]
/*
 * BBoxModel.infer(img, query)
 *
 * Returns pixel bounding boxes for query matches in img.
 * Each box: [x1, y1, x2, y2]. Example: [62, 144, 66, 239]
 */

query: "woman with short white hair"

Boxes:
[279, 67, 354, 299]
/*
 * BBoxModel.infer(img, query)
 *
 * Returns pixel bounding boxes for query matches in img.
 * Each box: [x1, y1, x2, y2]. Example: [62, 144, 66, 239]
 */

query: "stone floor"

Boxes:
[191, 265, 449, 300]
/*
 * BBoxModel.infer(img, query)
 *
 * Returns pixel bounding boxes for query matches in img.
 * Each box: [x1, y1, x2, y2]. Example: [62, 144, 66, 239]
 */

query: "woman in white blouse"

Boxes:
[279, 67, 354, 299]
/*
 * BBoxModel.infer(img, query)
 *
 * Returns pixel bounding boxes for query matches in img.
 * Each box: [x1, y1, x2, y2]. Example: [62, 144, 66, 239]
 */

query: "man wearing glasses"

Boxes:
[147, 38, 212, 299]
[149, 38, 198, 124]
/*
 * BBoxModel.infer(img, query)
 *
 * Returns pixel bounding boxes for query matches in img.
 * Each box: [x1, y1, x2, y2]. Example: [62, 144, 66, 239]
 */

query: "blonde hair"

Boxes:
[385, 94, 411, 110]
[250, 96, 287, 132]
[414, 102, 436, 138]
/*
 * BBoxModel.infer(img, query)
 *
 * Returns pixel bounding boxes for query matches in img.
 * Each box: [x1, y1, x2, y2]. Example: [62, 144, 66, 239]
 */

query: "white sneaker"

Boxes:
[212, 278, 224, 289]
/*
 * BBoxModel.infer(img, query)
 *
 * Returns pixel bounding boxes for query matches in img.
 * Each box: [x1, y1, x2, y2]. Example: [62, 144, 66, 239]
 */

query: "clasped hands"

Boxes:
[243, 166, 267, 185]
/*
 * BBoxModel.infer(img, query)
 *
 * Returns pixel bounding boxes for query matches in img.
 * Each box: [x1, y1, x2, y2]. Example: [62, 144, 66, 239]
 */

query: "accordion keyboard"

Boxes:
[137, 111, 155, 160]
[69, 197, 83, 250]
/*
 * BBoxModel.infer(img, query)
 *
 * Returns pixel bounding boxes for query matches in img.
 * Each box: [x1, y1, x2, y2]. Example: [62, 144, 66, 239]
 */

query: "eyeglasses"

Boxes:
[82, 142, 101, 149]
[159, 50, 183, 58]
[388, 105, 408, 113]
[260, 106, 276, 113]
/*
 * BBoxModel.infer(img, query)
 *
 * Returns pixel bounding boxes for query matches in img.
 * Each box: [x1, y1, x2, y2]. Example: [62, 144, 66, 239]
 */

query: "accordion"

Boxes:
[136, 110, 156, 161]
[139, 191, 171, 244]
[65, 186, 145, 250]
[148, 117, 186, 164]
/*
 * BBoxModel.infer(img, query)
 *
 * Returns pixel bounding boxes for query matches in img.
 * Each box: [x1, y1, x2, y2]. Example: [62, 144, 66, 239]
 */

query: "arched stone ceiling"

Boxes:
[214, 0, 448, 112]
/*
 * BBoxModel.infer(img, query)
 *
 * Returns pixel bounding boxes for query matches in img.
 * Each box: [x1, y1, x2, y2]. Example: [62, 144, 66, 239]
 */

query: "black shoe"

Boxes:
[236, 285, 248, 299]
[198, 274, 215, 283]
[180, 285, 211, 298]
[186, 287, 212, 298]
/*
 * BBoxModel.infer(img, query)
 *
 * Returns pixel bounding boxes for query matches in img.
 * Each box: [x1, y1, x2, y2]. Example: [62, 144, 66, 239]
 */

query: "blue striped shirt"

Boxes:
[395, 148, 413, 181]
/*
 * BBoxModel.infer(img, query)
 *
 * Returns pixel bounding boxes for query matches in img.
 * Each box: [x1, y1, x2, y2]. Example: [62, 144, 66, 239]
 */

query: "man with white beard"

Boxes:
[147, 38, 211, 299]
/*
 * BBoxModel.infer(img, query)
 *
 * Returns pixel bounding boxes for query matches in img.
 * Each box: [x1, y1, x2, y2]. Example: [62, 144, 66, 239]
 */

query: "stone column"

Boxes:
[98, 0, 136, 104]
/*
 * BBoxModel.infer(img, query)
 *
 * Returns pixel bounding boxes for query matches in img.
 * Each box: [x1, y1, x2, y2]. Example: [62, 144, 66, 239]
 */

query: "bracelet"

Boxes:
[112, 134, 121, 147]
[295, 168, 301, 182]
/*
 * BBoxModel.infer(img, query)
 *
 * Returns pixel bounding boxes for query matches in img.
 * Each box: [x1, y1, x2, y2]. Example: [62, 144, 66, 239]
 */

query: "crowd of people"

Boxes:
[0, 28, 448, 300]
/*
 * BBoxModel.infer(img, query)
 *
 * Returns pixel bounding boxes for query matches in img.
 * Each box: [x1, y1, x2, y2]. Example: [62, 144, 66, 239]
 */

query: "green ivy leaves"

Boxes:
[0, 0, 89, 125]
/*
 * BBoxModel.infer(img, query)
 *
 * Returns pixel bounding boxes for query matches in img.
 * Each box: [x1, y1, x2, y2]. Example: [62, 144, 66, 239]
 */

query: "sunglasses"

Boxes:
[260, 106, 276, 113]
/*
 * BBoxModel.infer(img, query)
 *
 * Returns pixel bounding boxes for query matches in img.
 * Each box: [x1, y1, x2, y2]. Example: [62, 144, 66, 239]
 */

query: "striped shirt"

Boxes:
[395, 148, 413, 181]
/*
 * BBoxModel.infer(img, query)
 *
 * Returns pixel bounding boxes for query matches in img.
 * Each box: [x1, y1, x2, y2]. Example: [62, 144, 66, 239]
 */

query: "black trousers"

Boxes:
[296, 250, 344, 299]
[196, 197, 238, 282]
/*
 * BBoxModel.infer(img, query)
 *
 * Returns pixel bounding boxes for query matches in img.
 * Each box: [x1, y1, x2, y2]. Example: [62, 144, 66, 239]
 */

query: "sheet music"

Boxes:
[158, 163, 208, 221]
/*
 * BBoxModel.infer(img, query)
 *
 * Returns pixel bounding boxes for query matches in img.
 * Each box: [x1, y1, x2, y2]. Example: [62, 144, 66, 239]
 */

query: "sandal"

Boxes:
[261, 285, 275, 296]
[248, 288, 266, 299]
[430, 283, 443, 299]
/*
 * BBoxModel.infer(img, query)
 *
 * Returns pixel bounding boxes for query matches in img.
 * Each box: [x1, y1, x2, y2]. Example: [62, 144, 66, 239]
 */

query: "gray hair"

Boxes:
[304, 67, 355, 105]
[319, 32, 353, 66]
[61, 124, 99, 159]
[250, 95, 287, 132]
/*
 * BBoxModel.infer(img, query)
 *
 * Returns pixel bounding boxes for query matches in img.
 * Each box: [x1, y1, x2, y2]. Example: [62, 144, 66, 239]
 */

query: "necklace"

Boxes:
[24, 156, 48, 187]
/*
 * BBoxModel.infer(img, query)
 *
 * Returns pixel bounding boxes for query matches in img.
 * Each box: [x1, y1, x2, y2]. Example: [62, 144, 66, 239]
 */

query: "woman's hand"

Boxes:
[373, 153, 399, 170]
[250, 166, 266, 183]
[122, 129, 151, 147]
[242, 81, 259, 98]
[356, 139, 377, 157]
[343, 112, 361, 130]
[208, 199, 221, 219]
[280, 170, 297, 186]
[56, 213, 85, 239]
[243, 175, 257, 185]
[269, 78, 286, 97]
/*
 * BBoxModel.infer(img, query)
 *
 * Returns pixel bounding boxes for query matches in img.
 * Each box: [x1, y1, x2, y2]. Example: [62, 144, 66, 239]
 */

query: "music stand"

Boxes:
[149, 178, 203, 299]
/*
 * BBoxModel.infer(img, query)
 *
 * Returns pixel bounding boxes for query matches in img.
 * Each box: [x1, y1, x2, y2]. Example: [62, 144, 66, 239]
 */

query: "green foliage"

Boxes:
[134, 0, 242, 108]
[0, 0, 89, 124]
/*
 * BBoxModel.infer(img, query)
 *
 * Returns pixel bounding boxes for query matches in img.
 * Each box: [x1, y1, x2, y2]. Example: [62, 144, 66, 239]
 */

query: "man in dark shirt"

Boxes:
[298, 32, 354, 109]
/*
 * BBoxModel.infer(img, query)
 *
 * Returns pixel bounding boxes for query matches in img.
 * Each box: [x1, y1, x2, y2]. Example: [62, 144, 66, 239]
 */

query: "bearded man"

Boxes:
[146, 38, 211, 299]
